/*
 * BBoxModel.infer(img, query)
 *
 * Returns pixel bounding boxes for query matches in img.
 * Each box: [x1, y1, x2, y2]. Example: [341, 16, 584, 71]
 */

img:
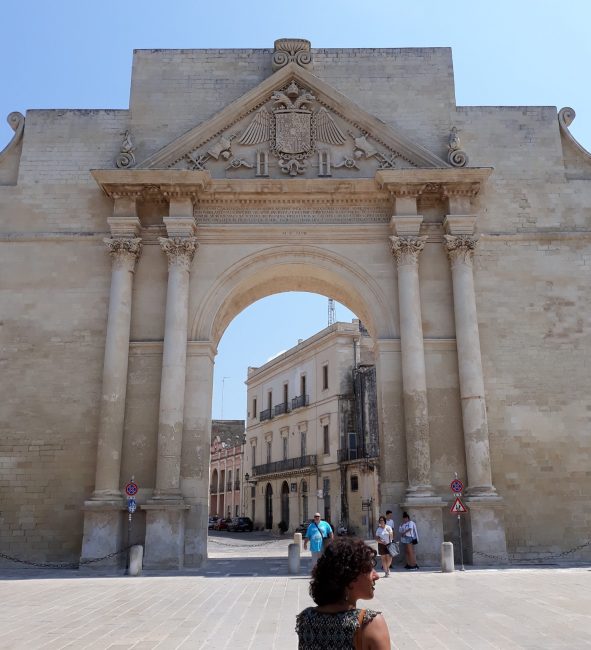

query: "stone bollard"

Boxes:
[288, 543, 301, 575]
[293, 532, 303, 550]
[441, 541, 454, 573]
[128, 545, 144, 576]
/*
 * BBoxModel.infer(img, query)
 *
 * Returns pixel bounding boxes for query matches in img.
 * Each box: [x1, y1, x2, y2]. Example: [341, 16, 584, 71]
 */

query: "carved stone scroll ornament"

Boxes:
[159, 237, 198, 271]
[272, 39, 313, 71]
[0, 112, 25, 164]
[389, 235, 428, 266]
[103, 237, 142, 270]
[447, 127, 468, 167]
[443, 234, 478, 267]
[115, 131, 136, 169]
[558, 107, 591, 160]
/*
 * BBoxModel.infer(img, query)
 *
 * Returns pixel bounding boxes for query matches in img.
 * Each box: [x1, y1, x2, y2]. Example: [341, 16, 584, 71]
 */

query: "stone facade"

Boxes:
[209, 420, 245, 519]
[244, 320, 379, 537]
[0, 39, 589, 569]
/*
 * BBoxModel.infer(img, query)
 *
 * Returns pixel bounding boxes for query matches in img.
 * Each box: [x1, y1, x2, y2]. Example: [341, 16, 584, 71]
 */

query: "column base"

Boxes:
[465, 496, 508, 565]
[80, 501, 126, 572]
[143, 502, 190, 570]
[400, 498, 445, 566]
[183, 501, 208, 569]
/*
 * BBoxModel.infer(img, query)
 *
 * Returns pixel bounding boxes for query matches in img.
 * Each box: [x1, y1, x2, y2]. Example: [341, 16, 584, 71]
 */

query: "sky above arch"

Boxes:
[2, 0, 589, 419]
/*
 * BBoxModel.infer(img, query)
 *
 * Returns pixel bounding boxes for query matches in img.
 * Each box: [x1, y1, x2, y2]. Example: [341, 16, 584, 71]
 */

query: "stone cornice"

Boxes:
[90, 169, 211, 200]
[376, 168, 493, 197]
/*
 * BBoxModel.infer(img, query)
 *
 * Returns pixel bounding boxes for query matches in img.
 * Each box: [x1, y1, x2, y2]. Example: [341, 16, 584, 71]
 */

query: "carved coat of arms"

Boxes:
[238, 81, 345, 175]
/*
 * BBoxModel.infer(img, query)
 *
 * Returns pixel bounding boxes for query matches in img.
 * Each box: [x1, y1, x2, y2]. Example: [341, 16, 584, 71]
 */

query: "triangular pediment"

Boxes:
[136, 62, 450, 177]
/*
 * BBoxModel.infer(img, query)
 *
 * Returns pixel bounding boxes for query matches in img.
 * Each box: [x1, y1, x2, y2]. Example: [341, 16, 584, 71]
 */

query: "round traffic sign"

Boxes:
[450, 479, 464, 493]
[125, 481, 138, 496]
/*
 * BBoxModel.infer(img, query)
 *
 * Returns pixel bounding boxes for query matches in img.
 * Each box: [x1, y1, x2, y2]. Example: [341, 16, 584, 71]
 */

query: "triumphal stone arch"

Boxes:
[1, 39, 590, 569]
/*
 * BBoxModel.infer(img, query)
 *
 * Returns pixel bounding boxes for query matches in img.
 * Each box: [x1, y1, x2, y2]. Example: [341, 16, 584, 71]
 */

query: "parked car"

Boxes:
[213, 517, 231, 531]
[208, 516, 219, 530]
[228, 517, 254, 532]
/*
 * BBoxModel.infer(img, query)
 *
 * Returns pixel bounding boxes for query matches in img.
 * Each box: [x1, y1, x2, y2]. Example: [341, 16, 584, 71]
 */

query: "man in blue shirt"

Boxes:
[303, 512, 334, 566]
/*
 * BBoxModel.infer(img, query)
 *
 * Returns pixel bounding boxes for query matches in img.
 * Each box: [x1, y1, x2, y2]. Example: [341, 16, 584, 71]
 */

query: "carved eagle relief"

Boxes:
[237, 81, 345, 172]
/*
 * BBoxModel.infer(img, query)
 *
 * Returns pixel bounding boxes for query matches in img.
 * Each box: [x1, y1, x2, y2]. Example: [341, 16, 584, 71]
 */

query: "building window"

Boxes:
[252, 397, 257, 419]
[323, 424, 330, 455]
[322, 364, 329, 390]
[350, 475, 359, 492]
[267, 391, 272, 412]
[300, 431, 307, 457]
[300, 374, 306, 398]
[283, 383, 288, 407]
[235, 505, 239, 516]
[266, 440, 272, 464]
[283, 436, 288, 461]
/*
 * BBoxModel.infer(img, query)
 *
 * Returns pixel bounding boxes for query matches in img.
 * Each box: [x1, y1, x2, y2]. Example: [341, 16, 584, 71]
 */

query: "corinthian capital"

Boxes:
[443, 234, 478, 267]
[389, 236, 427, 266]
[159, 237, 198, 271]
[103, 237, 142, 271]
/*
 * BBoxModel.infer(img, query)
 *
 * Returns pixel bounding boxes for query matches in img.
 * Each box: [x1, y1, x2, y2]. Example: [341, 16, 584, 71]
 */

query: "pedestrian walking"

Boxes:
[375, 515, 394, 577]
[304, 512, 334, 566]
[296, 537, 391, 649]
[399, 511, 419, 570]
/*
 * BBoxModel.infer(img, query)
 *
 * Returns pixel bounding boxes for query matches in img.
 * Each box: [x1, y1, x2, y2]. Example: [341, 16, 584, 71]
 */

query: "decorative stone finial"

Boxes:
[447, 127, 468, 167]
[272, 38, 313, 71]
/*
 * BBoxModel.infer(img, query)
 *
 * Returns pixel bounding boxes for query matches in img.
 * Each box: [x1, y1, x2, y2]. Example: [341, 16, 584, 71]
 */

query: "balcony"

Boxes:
[234, 480, 240, 490]
[210, 486, 217, 494]
[337, 448, 379, 463]
[291, 394, 309, 410]
[252, 454, 317, 477]
[274, 402, 290, 417]
[226, 482, 232, 492]
[259, 408, 273, 422]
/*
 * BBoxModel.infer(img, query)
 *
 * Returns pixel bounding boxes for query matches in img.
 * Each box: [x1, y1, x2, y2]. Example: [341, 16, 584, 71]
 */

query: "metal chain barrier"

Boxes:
[208, 538, 285, 549]
[0, 545, 133, 570]
[468, 539, 591, 564]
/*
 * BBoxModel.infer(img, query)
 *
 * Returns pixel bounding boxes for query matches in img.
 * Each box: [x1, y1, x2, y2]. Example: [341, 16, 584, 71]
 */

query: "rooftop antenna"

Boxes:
[328, 298, 336, 326]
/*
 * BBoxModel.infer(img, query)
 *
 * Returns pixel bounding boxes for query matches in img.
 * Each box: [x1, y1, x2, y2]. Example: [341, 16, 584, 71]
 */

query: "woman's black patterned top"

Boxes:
[295, 607, 380, 649]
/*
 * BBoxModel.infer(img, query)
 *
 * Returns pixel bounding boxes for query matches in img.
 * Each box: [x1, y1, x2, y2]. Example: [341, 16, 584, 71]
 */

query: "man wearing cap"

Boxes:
[303, 513, 334, 566]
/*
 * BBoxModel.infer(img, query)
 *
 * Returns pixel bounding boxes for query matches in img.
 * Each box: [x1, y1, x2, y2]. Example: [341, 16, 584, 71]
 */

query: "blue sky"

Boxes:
[2, 0, 589, 419]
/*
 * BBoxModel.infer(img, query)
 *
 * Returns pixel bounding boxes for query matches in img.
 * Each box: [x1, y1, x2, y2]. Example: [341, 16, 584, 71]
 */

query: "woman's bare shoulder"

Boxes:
[361, 612, 391, 649]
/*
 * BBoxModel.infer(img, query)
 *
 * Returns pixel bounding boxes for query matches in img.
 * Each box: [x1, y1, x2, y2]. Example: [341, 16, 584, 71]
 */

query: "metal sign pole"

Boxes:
[458, 512, 465, 571]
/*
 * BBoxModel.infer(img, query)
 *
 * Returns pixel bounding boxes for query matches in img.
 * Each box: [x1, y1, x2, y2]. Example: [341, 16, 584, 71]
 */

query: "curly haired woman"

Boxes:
[295, 537, 391, 649]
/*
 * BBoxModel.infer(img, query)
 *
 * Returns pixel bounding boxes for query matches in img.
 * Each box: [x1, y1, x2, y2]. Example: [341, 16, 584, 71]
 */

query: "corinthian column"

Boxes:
[153, 236, 198, 500]
[92, 237, 142, 499]
[443, 235, 497, 496]
[389, 235, 434, 497]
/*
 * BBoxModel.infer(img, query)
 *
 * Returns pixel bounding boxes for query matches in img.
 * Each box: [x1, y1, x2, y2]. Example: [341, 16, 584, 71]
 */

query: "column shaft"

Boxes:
[93, 238, 141, 498]
[445, 235, 496, 495]
[153, 237, 197, 499]
[390, 236, 433, 496]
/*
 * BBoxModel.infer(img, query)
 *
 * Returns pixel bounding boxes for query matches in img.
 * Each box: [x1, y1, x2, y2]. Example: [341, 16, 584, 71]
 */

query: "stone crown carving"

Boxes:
[389, 236, 427, 266]
[103, 237, 142, 270]
[159, 237, 198, 271]
[443, 234, 478, 266]
[272, 39, 313, 71]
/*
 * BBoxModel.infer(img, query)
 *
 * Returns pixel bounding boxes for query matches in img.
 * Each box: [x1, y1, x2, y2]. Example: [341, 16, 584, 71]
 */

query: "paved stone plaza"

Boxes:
[1, 534, 590, 649]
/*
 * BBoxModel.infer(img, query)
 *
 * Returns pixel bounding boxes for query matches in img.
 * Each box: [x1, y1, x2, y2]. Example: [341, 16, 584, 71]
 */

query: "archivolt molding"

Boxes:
[558, 107, 591, 161]
[190, 245, 396, 345]
[0, 111, 25, 165]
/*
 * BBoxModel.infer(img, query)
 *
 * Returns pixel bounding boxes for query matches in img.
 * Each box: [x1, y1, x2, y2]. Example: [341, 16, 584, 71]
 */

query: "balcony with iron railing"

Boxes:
[252, 454, 317, 477]
[234, 480, 240, 490]
[210, 486, 218, 494]
[337, 447, 379, 463]
[259, 408, 273, 422]
[274, 402, 290, 417]
[226, 481, 233, 492]
[291, 394, 309, 410]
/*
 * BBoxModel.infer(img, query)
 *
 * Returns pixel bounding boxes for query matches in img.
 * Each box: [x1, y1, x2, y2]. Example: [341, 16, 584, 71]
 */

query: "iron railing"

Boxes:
[291, 394, 309, 410]
[274, 402, 290, 416]
[252, 454, 317, 477]
[259, 408, 272, 422]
